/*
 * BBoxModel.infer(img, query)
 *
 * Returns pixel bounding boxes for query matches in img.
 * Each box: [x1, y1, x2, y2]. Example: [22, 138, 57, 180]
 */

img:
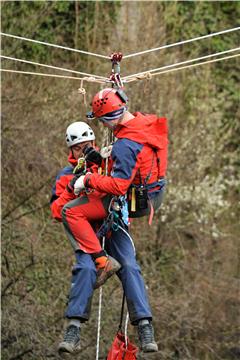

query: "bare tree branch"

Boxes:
[2, 176, 54, 220]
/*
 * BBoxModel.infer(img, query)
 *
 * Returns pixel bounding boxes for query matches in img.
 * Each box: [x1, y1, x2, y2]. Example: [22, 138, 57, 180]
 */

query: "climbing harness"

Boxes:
[96, 196, 129, 240]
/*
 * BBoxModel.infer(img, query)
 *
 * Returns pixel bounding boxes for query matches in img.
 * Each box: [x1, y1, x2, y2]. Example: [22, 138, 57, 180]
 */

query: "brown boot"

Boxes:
[94, 256, 121, 289]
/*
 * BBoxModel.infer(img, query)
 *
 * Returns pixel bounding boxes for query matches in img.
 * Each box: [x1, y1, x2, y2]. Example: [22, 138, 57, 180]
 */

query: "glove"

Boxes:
[83, 145, 102, 166]
[66, 174, 81, 193]
[100, 145, 113, 159]
[74, 175, 86, 195]
[73, 172, 91, 195]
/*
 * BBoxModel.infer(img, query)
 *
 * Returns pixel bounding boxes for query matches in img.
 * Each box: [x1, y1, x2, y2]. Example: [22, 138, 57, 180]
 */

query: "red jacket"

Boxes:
[50, 152, 101, 221]
[85, 112, 168, 195]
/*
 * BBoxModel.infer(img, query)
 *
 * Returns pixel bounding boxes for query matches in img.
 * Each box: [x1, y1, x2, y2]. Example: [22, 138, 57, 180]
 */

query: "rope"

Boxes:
[1, 69, 107, 83]
[2, 27, 239, 61]
[96, 125, 110, 359]
[124, 53, 240, 83]
[1, 55, 106, 79]
[124, 312, 130, 347]
[123, 26, 240, 59]
[123, 47, 240, 80]
[1, 32, 110, 60]
[96, 236, 105, 360]
[2, 55, 239, 86]
[78, 78, 87, 106]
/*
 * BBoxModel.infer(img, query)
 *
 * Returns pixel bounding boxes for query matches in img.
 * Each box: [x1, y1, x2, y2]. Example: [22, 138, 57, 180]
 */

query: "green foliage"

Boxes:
[2, 1, 120, 64]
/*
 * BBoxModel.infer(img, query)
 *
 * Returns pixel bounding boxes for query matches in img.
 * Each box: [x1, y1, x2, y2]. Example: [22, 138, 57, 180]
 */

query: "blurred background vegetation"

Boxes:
[1, 1, 240, 360]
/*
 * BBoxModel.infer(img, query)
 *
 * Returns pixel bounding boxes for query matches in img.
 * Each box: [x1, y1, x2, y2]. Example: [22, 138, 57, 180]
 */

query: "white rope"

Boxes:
[151, 53, 240, 76]
[123, 26, 240, 59]
[124, 53, 240, 83]
[96, 233, 104, 360]
[123, 47, 240, 80]
[124, 312, 129, 347]
[1, 32, 110, 60]
[1, 68, 107, 83]
[1, 55, 107, 79]
[3, 55, 239, 85]
[95, 128, 113, 360]
[96, 287, 103, 360]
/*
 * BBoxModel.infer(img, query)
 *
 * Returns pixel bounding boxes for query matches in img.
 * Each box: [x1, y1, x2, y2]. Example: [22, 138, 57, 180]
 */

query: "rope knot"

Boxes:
[78, 87, 86, 95]
[78, 79, 87, 106]
[146, 72, 152, 80]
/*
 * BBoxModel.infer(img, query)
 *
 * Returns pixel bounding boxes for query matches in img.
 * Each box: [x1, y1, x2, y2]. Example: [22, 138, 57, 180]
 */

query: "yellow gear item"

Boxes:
[131, 187, 136, 212]
[73, 157, 86, 174]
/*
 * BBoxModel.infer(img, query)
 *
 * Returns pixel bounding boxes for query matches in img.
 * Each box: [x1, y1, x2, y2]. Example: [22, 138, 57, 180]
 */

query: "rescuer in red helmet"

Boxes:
[58, 87, 168, 356]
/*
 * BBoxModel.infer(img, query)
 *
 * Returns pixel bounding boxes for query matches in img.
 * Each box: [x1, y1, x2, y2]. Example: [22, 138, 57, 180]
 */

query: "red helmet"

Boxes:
[90, 88, 128, 118]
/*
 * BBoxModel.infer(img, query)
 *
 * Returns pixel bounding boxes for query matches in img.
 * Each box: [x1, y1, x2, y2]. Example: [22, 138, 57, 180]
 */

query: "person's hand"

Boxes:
[74, 175, 86, 195]
[83, 145, 102, 165]
[73, 172, 91, 195]
[66, 174, 81, 193]
[100, 145, 113, 159]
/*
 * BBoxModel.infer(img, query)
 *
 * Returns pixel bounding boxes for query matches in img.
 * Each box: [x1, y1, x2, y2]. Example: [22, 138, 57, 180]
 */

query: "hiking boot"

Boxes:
[94, 256, 121, 289]
[58, 325, 81, 357]
[138, 320, 158, 353]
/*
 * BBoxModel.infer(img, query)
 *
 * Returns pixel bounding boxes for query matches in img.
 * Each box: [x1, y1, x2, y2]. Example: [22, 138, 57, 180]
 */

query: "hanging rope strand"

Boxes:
[78, 79, 87, 106]
[96, 127, 110, 359]
[123, 47, 240, 80]
[96, 264, 104, 360]
[1, 32, 110, 59]
[123, 26, 240, 59]
[1, 55, 107, 79]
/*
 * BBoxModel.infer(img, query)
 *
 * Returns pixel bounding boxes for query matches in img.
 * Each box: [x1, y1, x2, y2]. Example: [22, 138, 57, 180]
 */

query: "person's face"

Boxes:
[71, 141, 93, 159]
[99, 118, 121, 130]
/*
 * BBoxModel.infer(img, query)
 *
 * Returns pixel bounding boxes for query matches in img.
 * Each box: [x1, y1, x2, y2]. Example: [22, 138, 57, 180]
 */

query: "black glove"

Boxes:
[66, 174, 81, 193]
[83, 145, 102, 166]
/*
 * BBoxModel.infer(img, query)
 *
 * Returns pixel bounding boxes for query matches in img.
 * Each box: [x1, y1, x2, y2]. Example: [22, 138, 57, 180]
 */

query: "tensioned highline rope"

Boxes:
[1, 69, 107, 83]
[1, 55, 107, 79]
[2, 27, 239, 61]
[3, 53, 239, 83]
[123, 26, 240, 59]
[123, 47, 240, 80]
[3, 54, 239, 83]
[1, 32, 110, 59]
[123, 53, 240, 83]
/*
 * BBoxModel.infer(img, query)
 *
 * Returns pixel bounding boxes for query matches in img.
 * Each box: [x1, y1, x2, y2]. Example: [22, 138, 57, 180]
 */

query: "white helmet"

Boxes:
[66, 121, 95, 147]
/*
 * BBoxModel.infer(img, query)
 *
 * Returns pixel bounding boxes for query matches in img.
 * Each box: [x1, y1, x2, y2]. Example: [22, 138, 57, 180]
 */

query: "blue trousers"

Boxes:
[65, 224, 152, 324]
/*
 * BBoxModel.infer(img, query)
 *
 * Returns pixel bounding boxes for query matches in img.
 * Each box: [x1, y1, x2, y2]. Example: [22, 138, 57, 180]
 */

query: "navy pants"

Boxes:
[65, 223, 152, 324]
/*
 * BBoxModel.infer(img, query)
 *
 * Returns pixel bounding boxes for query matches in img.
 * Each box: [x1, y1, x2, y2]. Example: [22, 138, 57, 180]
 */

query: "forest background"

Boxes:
[1, 1, 240, 360]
